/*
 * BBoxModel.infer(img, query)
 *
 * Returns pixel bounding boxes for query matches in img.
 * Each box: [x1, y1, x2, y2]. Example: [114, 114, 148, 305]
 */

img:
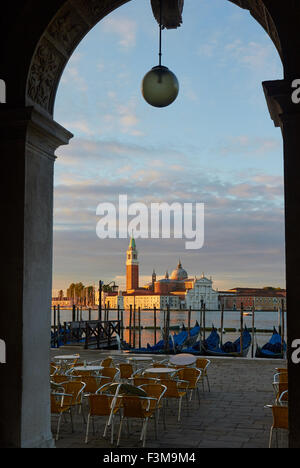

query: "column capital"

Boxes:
[263, 79, 300, 128]
[0, 105, 73, 158]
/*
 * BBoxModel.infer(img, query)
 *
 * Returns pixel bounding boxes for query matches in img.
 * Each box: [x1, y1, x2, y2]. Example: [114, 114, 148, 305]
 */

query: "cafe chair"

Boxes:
[159, 378, 189, 422]
[85, 390, 122, 444]
[195, 358, 211, 392]
[116, 394, 158, 448]
[139, 383, 167, 432]
[98, 367, 120, 386]
[175, 368, 202, 405]
[59, 381, 87, 423]
[118, 363, 134, 383]
[51, 391, 74, 440]
[265, 405, 288, 448]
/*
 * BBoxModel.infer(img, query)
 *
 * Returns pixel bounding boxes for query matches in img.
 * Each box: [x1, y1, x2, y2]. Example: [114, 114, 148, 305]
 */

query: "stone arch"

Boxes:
[3, 0, 300, 449]
[22, 0, 284, 117]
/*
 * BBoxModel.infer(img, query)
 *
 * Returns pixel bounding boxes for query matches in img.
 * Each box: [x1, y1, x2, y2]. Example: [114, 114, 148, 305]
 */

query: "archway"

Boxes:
[1, 0, 300, 448]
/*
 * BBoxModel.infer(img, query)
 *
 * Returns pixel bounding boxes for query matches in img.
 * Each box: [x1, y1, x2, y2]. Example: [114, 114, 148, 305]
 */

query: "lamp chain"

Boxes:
[159, 0, 162, 66]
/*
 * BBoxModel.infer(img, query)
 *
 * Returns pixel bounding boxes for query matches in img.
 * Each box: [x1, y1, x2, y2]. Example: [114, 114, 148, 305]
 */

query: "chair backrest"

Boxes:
[88, 394, 115, 416]
[278, 390, 288, 404]
[132, 377, 158, 387]
[50, 364, 58, 376]
[152, 363, 168, 368]
[101, 367, 119, 381]
[61, 381, 86, 405]
[195, 358, 210, 371]
[273, 372, 288, 384]
[272, 405, 288, 429]
[50, 393, 61, 413]
[121, 395, 150, 418]
[276, 382, 288, 402]
[70, 369, 92, 377]
[101, 357, 112, 367]
[119, 363, 134, 379]
[51, 374, 70, 384]
[176, 368, 201, 386]
[160, 379, 181, 397]
[139, 383, 166, 403]
[81, 376, 100, 394]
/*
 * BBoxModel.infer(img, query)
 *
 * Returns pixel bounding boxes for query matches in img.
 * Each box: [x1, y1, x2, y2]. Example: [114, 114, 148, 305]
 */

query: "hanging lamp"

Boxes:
[141, 0, 179, 108]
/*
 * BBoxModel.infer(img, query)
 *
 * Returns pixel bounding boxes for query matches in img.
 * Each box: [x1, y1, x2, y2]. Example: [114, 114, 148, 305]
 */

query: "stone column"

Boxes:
[0, 106, 72, 447]
[263, 79, 300, 448]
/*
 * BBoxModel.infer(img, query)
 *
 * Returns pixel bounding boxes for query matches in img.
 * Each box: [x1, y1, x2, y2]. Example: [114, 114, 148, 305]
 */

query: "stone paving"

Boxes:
[51, 348, 288, 449]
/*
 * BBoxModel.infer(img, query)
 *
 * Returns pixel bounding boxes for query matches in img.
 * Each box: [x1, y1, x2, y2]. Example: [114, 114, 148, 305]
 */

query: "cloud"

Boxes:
[101, 16, 137, 49]
[60, 52, 88, 91]
[197, 33, 282, 77]
[216, 135, 281, 156]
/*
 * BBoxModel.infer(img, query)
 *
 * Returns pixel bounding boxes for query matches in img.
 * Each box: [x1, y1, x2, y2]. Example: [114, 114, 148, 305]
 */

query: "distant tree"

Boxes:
[67, 282, 85, 304]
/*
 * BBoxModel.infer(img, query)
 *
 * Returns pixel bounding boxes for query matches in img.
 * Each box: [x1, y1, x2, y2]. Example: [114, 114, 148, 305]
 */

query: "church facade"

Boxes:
[105, 237, 219, 311]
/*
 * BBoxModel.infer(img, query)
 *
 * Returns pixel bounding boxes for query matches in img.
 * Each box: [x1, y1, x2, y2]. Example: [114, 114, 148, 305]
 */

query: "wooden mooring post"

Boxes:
[188, 306, 191, 337]
[251, 305, 255, 358]
[240, 303, 244, 357]
[220, 302, 224, 347]
[138, 306, 141, 348]
[154, 306, 157, 346]
[129, 304, 132, 348]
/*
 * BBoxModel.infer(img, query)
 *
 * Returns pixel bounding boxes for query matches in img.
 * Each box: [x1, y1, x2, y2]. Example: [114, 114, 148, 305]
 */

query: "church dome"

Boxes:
[170, 261, 188, 281]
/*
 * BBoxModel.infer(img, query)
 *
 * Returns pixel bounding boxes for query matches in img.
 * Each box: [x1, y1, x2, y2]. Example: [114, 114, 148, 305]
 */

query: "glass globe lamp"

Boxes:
[141, 65, 179, 108]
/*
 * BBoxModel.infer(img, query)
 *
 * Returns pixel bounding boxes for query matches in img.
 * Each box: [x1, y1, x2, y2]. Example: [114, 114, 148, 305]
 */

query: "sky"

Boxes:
[52, 0, 285, 294]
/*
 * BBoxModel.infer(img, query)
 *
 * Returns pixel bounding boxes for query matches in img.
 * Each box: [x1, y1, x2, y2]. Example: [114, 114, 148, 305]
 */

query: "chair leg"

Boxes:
[143, 418, 149, 448]
[69, 409, 74, 433]
[85, 414, 90, 443]
[140, 420, 145, 441]
[110, 415, 114, 444]
[117, 417, 124, 446]
[269, 427, 273, 448]
[56, 413, 63, 441]
[178, 397, 182, 422]
[103, 420, 109, 438]
[196, 387, 201, 406]
[206, 375, 210, 392]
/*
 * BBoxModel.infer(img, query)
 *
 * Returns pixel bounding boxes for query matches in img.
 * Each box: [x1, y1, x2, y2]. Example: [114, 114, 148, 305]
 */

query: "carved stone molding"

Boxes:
[27, 37, 65, 114]
[26, 0, 130, 115]
[229, 0, 282, 59]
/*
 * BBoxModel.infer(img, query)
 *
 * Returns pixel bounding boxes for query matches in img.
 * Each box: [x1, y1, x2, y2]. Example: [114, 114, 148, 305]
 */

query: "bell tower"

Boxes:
[126, 235, 139, 291]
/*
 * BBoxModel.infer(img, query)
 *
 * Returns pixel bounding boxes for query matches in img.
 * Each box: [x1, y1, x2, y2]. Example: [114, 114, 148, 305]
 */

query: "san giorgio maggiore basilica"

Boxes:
[105, 237, 219, 311]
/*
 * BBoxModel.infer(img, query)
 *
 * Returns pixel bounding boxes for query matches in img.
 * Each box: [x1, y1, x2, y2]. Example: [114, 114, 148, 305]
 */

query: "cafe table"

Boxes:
[169, 353, 196, 367]
[143, 367, 176, 376]
[53, 354, 80, 361]
[72, 365, 104, 374]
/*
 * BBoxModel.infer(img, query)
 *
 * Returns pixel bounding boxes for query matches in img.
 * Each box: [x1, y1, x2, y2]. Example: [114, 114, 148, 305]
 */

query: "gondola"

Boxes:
[181, 326, 220, 355]
[129, 322, 200, 354]
[255, 328, 286, 359]
[203, 327, 252, 357]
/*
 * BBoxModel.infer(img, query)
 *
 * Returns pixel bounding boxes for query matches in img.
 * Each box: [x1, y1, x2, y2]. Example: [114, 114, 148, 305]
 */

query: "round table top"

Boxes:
[72, 365, 103, 372]
[144, 367, 176, 374]
[169, 353, 196, 366]
[54, 355, 80, 360]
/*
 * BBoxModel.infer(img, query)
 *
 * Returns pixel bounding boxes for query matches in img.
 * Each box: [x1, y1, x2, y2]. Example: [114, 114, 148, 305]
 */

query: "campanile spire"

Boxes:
[126, 235, 139, 291]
